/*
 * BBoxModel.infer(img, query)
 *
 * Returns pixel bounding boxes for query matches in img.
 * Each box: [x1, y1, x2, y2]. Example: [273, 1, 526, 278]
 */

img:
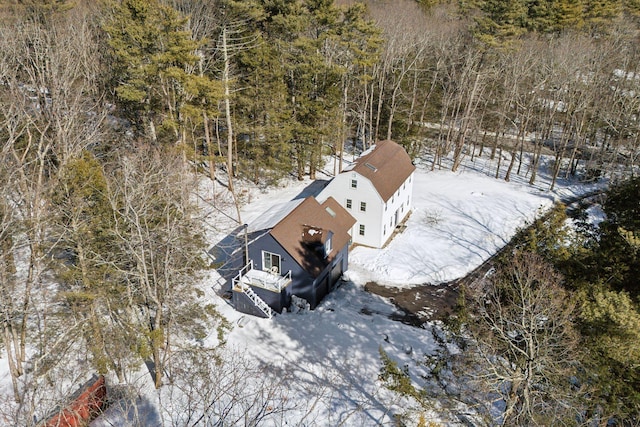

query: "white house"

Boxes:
[317, 140, 416, 248]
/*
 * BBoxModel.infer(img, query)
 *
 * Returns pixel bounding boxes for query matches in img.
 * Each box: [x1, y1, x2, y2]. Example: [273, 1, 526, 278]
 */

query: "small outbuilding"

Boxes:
[232, 196, 356, 318]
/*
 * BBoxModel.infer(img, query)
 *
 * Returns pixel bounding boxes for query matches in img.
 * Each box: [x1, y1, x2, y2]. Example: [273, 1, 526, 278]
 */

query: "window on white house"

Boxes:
[351, 179, 357, 189]
[346, 199, 352, 209]
[384, 225, 386, 235]
[360, 201, 366, 212]
[262, 251, 281, 274]
[359, 224, 365, 236]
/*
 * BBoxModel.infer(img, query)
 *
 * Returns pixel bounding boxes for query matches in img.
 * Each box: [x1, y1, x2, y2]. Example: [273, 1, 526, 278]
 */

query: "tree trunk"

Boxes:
[405, 69, 419, 134]
[495, 146, 503, 179]
[204, 111, 215, 182]
[516, 114, 531, 176]
[386, 81, 400, 141]
[550, 127, 571, 191]
[146, 93, 158, 144]
[339, 81, 348, 175]
[504, 149, 517, 182]
[374, 67, 385, 142]
[529, 141, 542, 185]
[503, 377, 522, 426]
[565, 113, 586, 179]
[222, 26, 234, 193]
[153, 310, 164, 389]
[296, 141, 305, 181]
[368, 79, 375, 147]
[505, 126, 524, 181]
[2, 323, 21, 402]
[452, 72, 481, 172]
[309, 138, 319, 180]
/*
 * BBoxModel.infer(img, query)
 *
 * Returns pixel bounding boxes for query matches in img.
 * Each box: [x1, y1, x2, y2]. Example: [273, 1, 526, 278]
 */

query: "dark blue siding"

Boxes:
[247, 233, 313, 287]
[233, 290, 271, 318]
[297, 244, 349, 308]
[232, 229, 350, 314]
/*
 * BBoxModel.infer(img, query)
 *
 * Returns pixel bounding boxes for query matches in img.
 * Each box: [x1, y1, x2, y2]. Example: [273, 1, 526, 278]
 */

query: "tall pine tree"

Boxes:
[473, 0, 528, 47]
[102, 0, 207, 144]
[554, 0, 586, 30]
[585, 0, 623, 32]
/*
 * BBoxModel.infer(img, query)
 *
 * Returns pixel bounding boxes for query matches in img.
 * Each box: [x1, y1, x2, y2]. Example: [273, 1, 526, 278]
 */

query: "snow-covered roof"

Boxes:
[246, 199, 304, 232]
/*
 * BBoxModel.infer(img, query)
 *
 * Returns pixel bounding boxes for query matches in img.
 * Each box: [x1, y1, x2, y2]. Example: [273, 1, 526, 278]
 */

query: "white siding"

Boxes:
[318, 171, 415, 248]
[379, 171, 414, 246]
[318, 172, 381, 247]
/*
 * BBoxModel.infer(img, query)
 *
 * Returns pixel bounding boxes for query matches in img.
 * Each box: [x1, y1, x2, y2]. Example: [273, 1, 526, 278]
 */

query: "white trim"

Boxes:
[261, 250, 281, 273]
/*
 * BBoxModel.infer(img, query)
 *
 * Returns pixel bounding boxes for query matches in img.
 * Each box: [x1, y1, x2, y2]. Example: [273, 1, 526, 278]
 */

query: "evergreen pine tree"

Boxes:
[215, 0, 293, 183]
[585, 0, 623, 31]
[596, 177, 640, 295]
[578, 287, 640, 421]
[473, 0, 528, 47]
[51, 152, 119, 374]
[275, 0, 343, 179]
[526, 0, 557, 32]
[102, 0, 202, 144]
[235, 39, 294, 183]
[625, 0, 640, 16]
[554, 0, 586, 30]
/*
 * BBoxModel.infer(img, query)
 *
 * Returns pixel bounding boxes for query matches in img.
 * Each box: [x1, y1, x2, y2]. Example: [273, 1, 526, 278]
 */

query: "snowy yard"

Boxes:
[195, 153, 602, 425]
[2, 152, 603, 426]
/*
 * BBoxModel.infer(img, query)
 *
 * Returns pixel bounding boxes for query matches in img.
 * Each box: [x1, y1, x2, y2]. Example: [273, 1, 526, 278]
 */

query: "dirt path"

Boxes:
[364, 281, 460, 325]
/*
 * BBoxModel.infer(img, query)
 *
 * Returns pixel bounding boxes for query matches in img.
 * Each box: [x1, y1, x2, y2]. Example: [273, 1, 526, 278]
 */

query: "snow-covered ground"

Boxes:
[193, 152, 602, 425]
[2, 151, 604, 426]
[225, 154, 598, 290]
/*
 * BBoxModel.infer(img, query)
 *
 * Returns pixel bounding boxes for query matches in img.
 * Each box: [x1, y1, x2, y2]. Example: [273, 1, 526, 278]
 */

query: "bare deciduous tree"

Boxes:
[159, 347, 294, 426]
[0, 4, 109, 403]
[461, 252, 582, 426]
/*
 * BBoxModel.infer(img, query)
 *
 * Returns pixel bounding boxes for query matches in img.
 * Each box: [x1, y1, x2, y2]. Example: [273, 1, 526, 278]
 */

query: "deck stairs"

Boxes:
[241, 285, 274, 319]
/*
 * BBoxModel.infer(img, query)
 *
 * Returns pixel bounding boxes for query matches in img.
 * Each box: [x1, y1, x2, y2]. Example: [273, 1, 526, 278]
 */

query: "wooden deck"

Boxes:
[232, 261, 292, 292]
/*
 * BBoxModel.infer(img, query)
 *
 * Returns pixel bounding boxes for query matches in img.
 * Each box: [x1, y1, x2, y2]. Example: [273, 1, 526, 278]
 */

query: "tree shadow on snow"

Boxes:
[207, 225, 248, 297]
[245, 281, 430, 425]
[92, 384, 161, 427]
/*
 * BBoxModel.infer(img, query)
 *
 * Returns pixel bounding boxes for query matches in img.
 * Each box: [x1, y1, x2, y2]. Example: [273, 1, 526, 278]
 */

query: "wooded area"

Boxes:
[1, 0, 640, 425]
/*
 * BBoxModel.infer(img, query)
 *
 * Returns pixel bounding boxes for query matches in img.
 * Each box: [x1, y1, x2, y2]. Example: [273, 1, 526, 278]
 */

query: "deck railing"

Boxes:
[233, 261, 291, 292]
[233, 260, 255, 288]
[276, 270, 292, 292]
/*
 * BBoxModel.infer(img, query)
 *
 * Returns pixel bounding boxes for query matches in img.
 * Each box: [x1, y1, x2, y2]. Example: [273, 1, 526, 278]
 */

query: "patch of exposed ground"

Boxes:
[364, 281, 460, 326]
[365, 191, 606, 326]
